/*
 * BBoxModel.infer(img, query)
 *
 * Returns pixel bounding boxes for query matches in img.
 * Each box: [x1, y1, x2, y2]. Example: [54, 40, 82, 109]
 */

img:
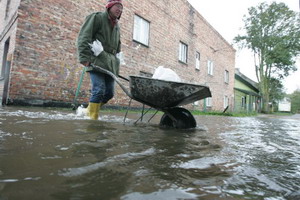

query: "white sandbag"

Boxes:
[76, 105, 88, 117]
[152, 66, 181, 82]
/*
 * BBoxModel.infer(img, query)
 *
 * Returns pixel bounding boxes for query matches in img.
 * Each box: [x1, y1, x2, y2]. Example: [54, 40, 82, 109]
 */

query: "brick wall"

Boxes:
[0, 0, 20, 71]
[1, 0, 236, 111]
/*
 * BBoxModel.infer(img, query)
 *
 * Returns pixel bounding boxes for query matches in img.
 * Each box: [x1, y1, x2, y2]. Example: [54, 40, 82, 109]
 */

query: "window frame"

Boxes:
[207, 60, 214, 75]
[5, 0, 11, 19]
[195, 51, 200, 70]
[241, 96, 247, 109]
[206, 97, 212, 107]
[224, 70, 229, 84]
[179, 41, 188, 64]
[133, 14, 150, 46]
[224, 95, 229, 109]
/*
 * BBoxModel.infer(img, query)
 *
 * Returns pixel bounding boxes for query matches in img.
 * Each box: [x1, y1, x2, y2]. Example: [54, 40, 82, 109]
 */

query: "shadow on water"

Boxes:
[0, 107, 300, 199]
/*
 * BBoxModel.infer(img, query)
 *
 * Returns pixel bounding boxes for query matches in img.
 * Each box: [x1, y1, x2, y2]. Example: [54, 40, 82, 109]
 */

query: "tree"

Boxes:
[289, 89, 300, 113]
[234, 2, 300, 113]
[269, 78, 285, 104]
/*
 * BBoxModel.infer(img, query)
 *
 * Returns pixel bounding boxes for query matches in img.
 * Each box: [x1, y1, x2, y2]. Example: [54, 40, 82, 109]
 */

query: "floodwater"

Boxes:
[0, 106, 300, 200]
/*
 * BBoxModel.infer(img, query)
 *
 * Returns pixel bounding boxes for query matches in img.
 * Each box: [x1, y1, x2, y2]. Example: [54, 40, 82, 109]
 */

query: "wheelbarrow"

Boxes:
[91, 64, 212, 129]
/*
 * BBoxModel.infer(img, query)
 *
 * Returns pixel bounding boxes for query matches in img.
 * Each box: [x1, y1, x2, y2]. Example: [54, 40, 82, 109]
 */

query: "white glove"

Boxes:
[89, 39, 103, 56]
[116, 52, 125, 65]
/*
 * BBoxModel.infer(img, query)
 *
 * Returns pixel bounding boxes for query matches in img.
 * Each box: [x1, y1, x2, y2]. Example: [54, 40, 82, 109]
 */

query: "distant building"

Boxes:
[234, 69, 261, 113]
[278, 98, 291, 112]
[1, 0, 236, 111]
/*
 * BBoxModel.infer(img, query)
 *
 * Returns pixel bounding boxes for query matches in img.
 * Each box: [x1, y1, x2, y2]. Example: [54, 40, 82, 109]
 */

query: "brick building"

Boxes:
[0, 0, 236, 111]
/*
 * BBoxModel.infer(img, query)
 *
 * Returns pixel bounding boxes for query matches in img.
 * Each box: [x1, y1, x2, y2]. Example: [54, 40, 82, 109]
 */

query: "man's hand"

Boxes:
[116, 52, 125, 65]
[89, 40, 103, 56]
[81, 61, 90, 67]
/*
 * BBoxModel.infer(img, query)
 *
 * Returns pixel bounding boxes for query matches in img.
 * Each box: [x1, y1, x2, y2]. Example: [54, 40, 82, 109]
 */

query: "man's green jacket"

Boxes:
[77, 11, 121, 75]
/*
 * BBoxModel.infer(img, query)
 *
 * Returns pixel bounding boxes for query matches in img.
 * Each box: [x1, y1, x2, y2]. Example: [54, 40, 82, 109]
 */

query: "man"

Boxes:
[77, 0, 123, 120]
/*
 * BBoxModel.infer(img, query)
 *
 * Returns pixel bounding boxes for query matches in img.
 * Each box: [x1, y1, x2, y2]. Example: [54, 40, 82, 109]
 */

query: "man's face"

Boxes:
[109, 3, 123, 19]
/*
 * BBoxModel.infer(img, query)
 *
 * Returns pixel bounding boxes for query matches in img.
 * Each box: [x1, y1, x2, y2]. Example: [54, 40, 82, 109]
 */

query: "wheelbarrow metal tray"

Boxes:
[129, 76, 212, 109]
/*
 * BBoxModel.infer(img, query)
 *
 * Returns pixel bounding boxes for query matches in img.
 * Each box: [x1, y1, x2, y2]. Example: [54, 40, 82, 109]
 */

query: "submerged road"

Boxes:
[0, 106, 299, 199]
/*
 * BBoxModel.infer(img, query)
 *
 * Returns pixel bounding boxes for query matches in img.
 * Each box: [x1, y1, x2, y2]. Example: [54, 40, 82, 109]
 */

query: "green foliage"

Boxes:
[289, 89, 300, 113]
[269, 78, 285, 103]
[234, 2, 300, 113]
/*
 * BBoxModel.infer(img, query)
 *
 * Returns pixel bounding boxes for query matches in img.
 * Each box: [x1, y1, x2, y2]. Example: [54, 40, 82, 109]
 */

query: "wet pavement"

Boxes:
[0, 106, 300, 200]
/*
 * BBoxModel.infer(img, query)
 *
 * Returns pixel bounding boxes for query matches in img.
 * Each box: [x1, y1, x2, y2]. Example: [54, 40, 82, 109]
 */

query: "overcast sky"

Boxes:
[187, 0, 300, 94]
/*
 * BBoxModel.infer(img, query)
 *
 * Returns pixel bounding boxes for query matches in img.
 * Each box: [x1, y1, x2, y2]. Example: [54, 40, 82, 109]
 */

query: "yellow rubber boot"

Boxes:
[87, 102, 100, 120]
[99, 102, 106, 109]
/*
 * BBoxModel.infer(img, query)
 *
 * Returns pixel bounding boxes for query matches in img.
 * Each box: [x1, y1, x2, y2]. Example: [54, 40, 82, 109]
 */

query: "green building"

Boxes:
[234, 69, 261, 113]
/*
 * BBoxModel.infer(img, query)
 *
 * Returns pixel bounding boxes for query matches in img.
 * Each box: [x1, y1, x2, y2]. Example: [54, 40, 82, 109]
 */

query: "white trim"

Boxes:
[195, 52, 200, 70]
[207, 60, 214, 75]
[179, 42, 188, 63]
[133, 15, 150, 46]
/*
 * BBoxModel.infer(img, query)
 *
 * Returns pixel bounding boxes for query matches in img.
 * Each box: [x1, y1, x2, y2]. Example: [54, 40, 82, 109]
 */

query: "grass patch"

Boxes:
[272, 112, 293, 116]
[191, 110, 258, 117]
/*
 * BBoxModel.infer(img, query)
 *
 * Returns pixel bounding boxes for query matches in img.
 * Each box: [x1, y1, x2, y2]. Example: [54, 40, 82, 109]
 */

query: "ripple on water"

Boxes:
[172, 157, 229, 170]
[0, 177, 41, 183]
[121, 188, 199, 200]
[58, 148, 156, 177]
[0, 130, 12, 141]
[219, 116, 300, 198]
[0, 109, 128, 123]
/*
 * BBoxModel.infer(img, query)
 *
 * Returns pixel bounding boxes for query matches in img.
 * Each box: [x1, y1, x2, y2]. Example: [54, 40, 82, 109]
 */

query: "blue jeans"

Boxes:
[89, 71, 115, 103]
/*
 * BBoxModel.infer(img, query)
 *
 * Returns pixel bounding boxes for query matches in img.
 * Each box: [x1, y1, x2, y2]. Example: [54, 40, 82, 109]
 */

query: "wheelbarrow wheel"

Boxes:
[160, 107, 196, 129]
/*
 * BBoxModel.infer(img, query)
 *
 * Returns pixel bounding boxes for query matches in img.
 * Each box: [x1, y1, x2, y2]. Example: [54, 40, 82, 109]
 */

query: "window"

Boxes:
[1, 38, 10, 78]
[195, 52, 200, 70]
[133, 15, 150, 46]
[224, 70, 229, 83]
[206, 97, 212, 107]
[207, 60, 214, 75]
[5, 0, 11, 19]
[179, 42, 188, 63]
[224, 95, 229, 109]
[242, 96, 247, 109]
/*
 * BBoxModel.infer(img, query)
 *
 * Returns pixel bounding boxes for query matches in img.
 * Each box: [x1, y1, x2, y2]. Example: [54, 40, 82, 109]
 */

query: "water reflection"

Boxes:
[0, 107, 300, 199]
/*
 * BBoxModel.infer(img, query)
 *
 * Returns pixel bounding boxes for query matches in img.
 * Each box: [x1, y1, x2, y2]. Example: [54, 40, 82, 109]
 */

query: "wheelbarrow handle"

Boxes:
[90, 64, 132, 98]
[72, 67, 86, 110]
[118, 75, 129, 82]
